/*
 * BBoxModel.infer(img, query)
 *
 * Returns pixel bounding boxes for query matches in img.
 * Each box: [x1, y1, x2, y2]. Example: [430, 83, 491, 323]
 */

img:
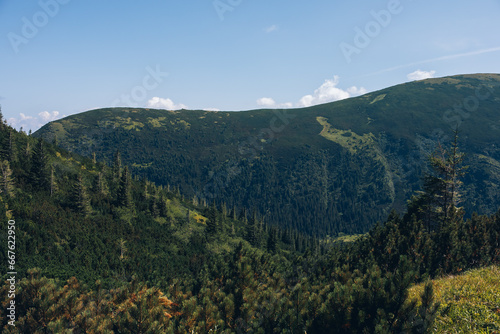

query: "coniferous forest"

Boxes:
[1, 97, 500, 334]
[3, 0, 500, 329]
[34, 74, 500, 239]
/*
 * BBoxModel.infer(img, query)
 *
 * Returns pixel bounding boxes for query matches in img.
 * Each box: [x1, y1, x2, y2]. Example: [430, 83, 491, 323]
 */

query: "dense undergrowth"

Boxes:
[0, 112, 499, 333]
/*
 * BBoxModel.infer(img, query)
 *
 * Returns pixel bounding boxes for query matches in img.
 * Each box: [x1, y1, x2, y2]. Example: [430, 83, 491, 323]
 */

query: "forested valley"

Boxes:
[1, 104, 500, 333]
[34, 75, 500, 240]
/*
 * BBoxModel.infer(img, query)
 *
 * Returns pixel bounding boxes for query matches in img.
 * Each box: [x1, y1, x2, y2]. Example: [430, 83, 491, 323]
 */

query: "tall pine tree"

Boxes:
[113, 150, 122, 182]
[417, 130, 467, 231]
[0, 160, 15, 198]
[29, 138, 50, 192]
[93, 166, 109, 196]
[71, 173, 91, 217]
[205, 203, 218, 236]
[7, 130, 17, 162]
[245, 210, 257, 246]
[50, 164, 57, 197]
[117, 166, 132, 208]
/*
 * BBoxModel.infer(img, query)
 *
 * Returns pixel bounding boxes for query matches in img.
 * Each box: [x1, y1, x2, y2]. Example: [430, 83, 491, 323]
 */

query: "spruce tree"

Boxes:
[158, 193, 168, 217]
[267, 227, 277, 253]
[29, 138, 50, 192]
[117, 166, 132, 208]
[7, 130, 17, 162]
[23, 140, 31, 168]
[245, 211, 257, 246]
[93, 167, 109, 196]
[426, 132, 466, 221]
[150, 188, 160, 218]
[205, 203, 217, 236]
[231, 205, 237, 221]
[418, 130, 467, 231]
[0, 160, 15, 198]
[50, 164, 57, 197]
[142, 180, 150, 201]
[72, 173, 91, 217]
[0, 117, 7, 160]
[112, 150, 122, 182]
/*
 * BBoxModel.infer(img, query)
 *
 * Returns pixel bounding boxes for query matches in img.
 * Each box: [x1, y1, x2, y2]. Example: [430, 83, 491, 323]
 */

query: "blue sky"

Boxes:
[1, 0, 500, 131]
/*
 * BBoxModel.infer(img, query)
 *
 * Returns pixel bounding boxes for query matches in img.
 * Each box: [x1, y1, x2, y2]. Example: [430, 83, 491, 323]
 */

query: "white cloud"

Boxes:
[39, 111, 60, 122]
[257, 97, 277, 107]
[407, 70, 436, 81]
[346, 86, 368, 95]
[297, 76, 367, 108]
[8, 111, 62, 132]
[257, 76, 367, 109]
[256, 97, 293, 109]
[146, 97, 188, 110]
[264, 25, 278, 33]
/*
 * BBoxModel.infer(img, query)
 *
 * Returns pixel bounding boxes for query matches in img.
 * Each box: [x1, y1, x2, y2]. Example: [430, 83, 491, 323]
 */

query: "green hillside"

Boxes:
[409, 266, 500, 333]
[2, 107, 500, 332]
[1, 114, 296, 286]
[34, 74, 500, 237]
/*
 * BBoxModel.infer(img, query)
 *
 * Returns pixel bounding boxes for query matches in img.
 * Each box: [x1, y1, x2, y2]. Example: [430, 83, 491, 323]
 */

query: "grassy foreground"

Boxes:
[409, 266, 500, 333]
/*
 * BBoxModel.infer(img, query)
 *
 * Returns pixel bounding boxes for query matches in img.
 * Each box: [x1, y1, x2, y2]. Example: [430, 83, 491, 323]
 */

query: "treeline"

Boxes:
[120, 134, 396, 237]
[1, 111, 500, 333]
[0, 111, 317, 285]
[43, 112, 404, 237]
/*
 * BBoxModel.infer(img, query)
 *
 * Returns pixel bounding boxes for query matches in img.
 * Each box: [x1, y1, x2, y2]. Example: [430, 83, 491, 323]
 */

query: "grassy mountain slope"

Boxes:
[2, 116, 500, 333]
[0, 120, 308, 287]
[34, 73, 500, 236]
[409, 266, 500, 333]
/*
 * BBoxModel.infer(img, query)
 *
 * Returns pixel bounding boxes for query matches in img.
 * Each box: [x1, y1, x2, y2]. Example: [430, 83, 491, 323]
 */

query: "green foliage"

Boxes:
[204, 203, 218, 236]
[416, 130, 468, 232]
[409, 266, 500, 333]
[0, 108, 499, 332]
[71, 173, 91, 216]
[245, 211, 257, 246]
[113, 150, 122, 181]
[117, 165, 133, 209]
[0, 270, 174, 333]
[28, 138, 50, 192]
[0, 160, 15, 198]
[33, 74, 500, 237]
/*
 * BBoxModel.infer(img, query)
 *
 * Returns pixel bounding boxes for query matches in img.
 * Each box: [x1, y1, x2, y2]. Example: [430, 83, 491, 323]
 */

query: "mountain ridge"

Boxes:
[2, 75, 500, 332]
[34, 73, 500, 236]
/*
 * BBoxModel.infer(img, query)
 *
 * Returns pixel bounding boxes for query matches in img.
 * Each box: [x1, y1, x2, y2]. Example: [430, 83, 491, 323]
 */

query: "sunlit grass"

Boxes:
[409, 266, 500, 333]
